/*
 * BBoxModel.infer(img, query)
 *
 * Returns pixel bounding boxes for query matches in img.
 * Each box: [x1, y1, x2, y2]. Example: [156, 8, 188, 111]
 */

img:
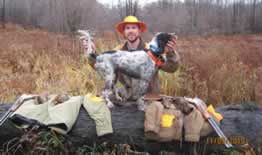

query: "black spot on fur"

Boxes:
[90, 53, 97, 59]
[156, 32, 173, 53]
[101, 50, 118, 55]
[91, 51, 116, 60]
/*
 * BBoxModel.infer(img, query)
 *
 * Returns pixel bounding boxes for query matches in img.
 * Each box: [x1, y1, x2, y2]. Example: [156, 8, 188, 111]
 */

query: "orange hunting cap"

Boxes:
[116, 16, 147, 35]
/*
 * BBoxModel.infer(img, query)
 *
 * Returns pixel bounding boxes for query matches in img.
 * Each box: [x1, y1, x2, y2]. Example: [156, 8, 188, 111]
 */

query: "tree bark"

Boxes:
[0, 102, 262, 153]
[1, 0, 5, 29]
[250, 0, 257, 32]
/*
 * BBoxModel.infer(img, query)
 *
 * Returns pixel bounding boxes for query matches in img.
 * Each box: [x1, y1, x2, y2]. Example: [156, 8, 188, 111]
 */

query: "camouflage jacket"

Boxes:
[113, 39, 180, 98]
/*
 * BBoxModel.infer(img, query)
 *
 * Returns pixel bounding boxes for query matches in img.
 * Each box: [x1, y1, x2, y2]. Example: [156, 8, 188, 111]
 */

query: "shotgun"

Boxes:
[0, 94, 38, 126]
[184, 97, 233, 149]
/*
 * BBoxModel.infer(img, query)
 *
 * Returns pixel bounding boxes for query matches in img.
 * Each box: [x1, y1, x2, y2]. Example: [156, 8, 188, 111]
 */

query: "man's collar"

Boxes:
[121, 37, 145, 51]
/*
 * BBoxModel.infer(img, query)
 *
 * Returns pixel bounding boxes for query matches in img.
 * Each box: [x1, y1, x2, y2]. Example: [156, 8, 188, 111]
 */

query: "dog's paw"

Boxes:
[137, 97, 146, 111]
[104, 97, 115, 108]
[115, 93, 124, 102]
[107, 100, 115, 108]
[113, 88, 129, 103]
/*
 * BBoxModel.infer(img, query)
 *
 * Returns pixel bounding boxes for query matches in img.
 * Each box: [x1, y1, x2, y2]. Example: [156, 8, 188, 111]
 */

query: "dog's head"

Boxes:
[172, 97, 194, 115]
[148, 32, 175, 56]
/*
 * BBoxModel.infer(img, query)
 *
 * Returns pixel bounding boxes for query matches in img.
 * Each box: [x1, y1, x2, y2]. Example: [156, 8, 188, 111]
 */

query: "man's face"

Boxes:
[123, 24, 141, 43]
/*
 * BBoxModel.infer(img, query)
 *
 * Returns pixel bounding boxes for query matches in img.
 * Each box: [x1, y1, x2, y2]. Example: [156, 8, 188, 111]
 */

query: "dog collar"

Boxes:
[147, 51, 164, 67]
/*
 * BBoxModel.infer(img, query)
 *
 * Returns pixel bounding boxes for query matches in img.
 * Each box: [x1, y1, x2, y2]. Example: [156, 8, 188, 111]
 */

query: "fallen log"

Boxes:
[0, 102, 262, 154]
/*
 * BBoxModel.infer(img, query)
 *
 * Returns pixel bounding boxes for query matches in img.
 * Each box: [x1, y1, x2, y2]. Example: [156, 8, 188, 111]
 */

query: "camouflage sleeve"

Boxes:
[160, 50, 181, 73]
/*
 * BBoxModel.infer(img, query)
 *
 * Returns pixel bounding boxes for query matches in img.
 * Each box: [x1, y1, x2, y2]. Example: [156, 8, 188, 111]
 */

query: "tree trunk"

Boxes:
[250, 0, 257, 32]
[1, 0, 5, 29]
[0, 102, 262, 154]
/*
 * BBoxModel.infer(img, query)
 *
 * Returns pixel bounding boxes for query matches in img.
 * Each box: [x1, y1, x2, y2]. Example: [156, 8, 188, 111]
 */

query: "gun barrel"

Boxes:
[0, 95, 37, 126]
[0, 110, 12, 126]
[208, 118, 233, 148]
[184, 97, 233, 148]
[0, 111, 9, 125]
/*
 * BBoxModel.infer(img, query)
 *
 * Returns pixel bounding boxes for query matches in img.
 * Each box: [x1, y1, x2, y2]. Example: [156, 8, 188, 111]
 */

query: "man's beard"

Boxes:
[127, 35, 139, 43]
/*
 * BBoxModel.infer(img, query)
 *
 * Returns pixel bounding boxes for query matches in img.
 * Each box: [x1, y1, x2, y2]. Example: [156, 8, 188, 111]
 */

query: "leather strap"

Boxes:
[147, 51, 164, 67]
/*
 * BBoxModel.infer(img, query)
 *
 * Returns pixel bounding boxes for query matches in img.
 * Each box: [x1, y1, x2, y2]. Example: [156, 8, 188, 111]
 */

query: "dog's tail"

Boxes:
[77, 30, 97, 60]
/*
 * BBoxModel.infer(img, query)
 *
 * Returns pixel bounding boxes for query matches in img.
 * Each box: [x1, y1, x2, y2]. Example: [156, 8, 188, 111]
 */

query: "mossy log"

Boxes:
[0, 102, 261, 154]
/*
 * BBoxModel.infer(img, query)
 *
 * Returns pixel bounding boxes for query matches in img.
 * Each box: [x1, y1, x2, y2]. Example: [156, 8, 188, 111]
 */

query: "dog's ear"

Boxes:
[170, 32, 178, 40]
[156, 33, 173, 53]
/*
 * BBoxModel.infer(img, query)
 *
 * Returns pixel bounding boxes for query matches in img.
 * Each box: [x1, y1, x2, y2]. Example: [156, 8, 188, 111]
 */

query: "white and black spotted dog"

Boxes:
[78, 30, 176, 109]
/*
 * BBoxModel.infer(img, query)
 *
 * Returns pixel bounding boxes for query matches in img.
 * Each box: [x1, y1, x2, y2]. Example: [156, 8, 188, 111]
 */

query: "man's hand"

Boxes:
[165, 37, 177, 53]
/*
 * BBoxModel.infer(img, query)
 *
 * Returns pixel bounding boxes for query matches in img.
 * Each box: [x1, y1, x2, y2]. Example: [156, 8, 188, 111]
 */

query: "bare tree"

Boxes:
[185, 0, 198, 33]
[1, 0, 5, 28]
[2, 0, 262, 34]
[64, 0, 82, 33]
[117, 0, 139, 20]
[250, 0, 257, 32]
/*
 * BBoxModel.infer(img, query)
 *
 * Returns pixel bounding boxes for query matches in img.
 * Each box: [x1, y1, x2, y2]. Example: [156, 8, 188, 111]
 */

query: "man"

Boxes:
[83, 16, 180, 101]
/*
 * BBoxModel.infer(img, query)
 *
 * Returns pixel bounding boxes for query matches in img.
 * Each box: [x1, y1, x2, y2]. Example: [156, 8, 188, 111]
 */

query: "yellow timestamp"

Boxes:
[206, 137, 248, 145]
